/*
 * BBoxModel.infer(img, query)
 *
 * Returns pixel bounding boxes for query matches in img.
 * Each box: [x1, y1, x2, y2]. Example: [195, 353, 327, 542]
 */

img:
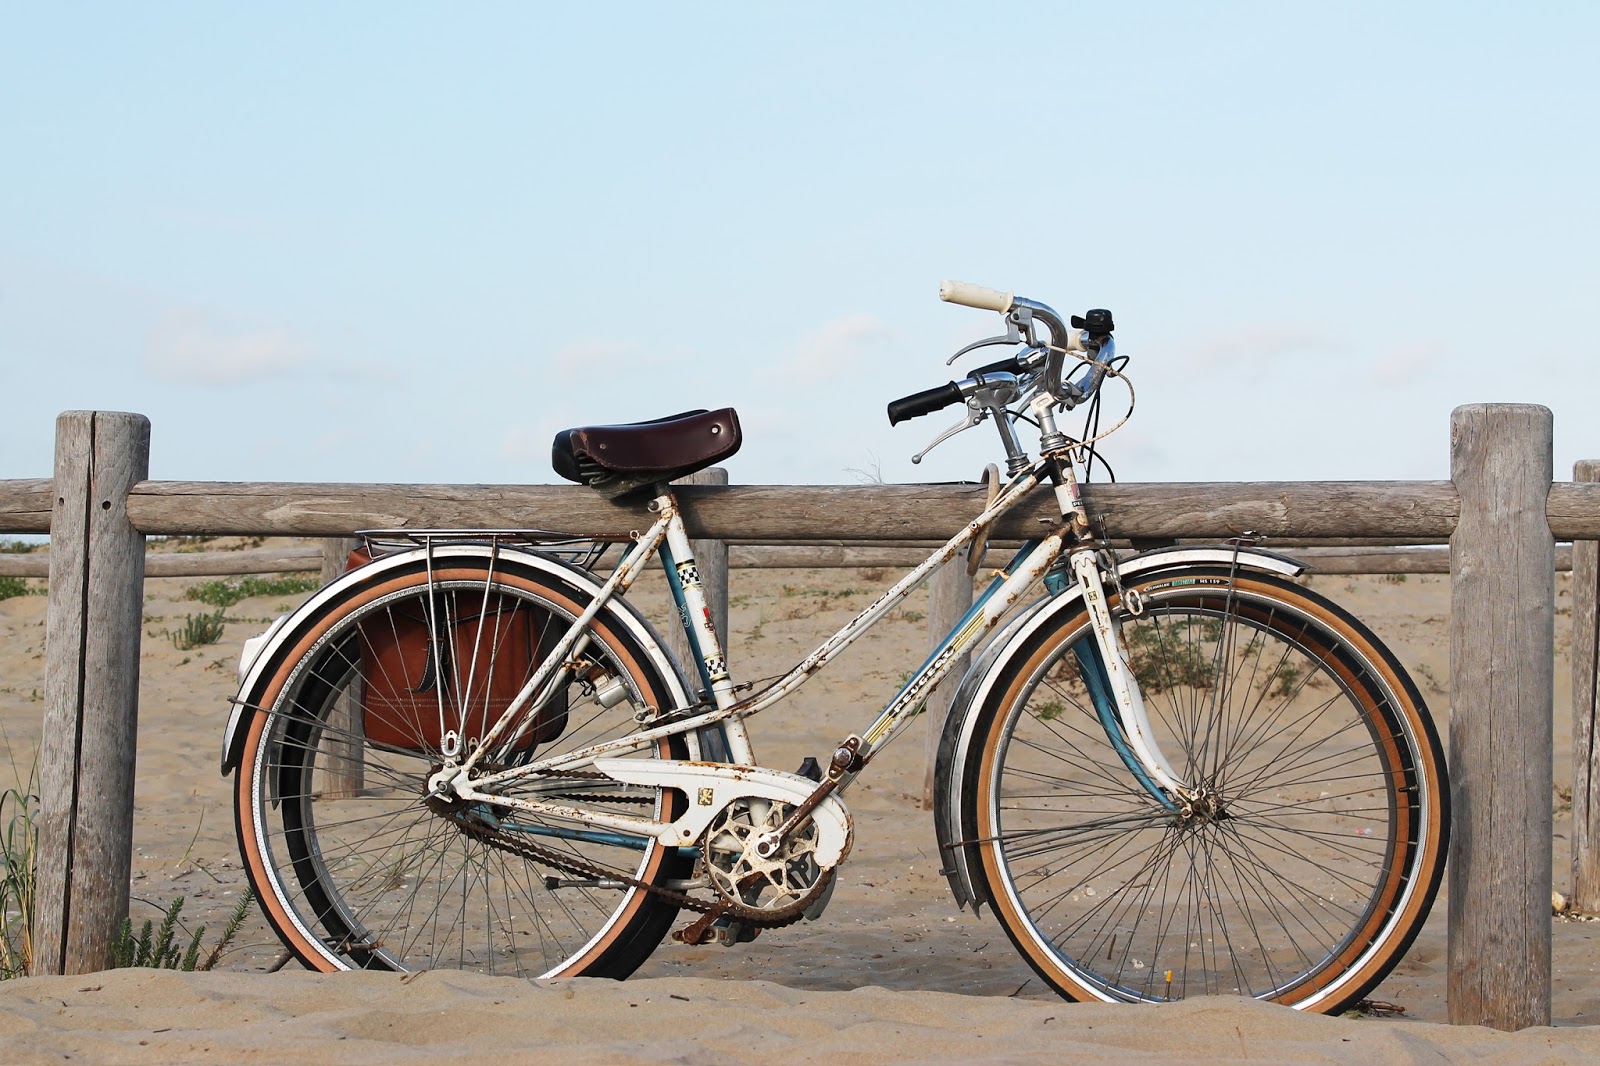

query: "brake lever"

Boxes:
[945, 331, 1020, 367]
[911, 405, 985, 465]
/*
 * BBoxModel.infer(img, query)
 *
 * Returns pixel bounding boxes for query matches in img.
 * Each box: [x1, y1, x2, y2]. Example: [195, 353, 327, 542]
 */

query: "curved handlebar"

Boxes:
[898, 284, 1122, 454]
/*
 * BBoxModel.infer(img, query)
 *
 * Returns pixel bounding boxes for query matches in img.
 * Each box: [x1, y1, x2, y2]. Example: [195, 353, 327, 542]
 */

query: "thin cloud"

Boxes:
[540, 337, 633, 384]
[1373, 342, 1443, 386]
[1185, 326, 1332, 369]
[771, 313, 890, 385]
[143, 310, 308, 384]
[503, 414, 573, 473]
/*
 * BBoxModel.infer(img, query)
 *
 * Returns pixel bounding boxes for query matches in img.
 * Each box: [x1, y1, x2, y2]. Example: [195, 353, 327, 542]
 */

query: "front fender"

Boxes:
[932, 544, 1305, 913]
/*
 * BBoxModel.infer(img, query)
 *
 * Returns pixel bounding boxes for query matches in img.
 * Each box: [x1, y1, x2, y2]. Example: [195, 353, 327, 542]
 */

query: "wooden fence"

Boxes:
[4, 405, 1600, 1031]
[0, 540, 1581, 579]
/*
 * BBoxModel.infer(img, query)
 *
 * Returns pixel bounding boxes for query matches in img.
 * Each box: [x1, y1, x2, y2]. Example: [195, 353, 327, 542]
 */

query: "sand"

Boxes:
[1, 538, 1598, 1063]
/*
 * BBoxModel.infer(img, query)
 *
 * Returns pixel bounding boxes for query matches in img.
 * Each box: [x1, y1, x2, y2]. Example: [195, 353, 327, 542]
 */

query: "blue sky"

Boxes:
[3, 3, 1596, 491]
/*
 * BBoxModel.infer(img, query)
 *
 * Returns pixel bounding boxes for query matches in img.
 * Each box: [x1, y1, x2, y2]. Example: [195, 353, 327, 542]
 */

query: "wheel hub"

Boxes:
[1177, 782, 1228, 826]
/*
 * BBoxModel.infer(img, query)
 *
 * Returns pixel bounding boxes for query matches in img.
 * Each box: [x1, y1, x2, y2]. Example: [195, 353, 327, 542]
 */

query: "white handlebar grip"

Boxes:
[938, 280, 1014, 313]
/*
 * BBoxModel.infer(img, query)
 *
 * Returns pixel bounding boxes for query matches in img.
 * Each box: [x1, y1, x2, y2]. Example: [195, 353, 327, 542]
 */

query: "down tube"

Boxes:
[859, 536, 1062, 753]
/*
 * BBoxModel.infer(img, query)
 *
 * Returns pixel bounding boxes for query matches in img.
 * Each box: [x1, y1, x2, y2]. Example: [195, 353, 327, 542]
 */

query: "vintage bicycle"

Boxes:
[222, 282, 1448, 1013]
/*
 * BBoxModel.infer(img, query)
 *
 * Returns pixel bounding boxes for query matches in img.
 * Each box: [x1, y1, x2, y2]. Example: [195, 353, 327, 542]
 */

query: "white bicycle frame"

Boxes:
[432, 447, 1191, 850]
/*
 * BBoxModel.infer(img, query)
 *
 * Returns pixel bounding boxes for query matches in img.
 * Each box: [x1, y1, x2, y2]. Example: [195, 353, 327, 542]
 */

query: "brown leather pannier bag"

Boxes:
[347, 549, 569, 754]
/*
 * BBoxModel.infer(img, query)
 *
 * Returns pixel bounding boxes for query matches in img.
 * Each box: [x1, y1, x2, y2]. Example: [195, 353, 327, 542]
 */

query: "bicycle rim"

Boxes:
[973, 569, 1447, 1012]
[235, 558, 687, 977]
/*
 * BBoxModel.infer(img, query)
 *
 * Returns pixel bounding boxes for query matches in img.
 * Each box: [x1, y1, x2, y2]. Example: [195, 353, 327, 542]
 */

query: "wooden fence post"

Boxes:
[1448, 403, 1554, 1029]
[320, 538, 364, 798]
[923, 550, 972, 809]
[663, 469, 729, 684]
[1571, 460, 1600, 912]
[35, 411, 150, 975]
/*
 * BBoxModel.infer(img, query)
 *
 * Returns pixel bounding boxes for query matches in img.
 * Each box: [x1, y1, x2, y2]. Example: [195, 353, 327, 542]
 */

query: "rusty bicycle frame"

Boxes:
[432, 412, 1188, 861]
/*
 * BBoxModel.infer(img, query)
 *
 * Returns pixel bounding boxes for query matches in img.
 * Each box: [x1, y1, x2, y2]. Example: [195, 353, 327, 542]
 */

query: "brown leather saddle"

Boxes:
[551, 408, 742, 500]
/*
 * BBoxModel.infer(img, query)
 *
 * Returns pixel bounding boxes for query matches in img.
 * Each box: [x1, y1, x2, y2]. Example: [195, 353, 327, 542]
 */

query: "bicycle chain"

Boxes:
[450, 808, 817, 929]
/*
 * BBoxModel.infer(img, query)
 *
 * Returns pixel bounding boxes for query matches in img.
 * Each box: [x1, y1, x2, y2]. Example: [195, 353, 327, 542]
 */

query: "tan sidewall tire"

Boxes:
[971, 571, 1447, 1012]
[234, 562, 680, 976]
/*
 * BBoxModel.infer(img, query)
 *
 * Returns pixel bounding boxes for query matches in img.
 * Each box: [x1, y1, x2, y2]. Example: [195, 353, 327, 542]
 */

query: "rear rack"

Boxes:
[356, 529, 611, 571]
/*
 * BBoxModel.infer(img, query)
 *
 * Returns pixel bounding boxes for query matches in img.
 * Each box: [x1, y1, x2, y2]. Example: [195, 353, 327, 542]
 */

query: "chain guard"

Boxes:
[448, 802, 818, 929]
[442, 760, 851, 930]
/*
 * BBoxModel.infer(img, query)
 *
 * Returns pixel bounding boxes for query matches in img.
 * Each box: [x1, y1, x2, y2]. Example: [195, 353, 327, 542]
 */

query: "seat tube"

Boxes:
[660, 499, 754, 763]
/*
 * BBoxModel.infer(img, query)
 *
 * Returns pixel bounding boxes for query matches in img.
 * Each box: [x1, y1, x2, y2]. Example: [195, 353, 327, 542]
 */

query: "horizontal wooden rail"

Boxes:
[127, 479, 1470, 541]
[0, 547, 322, 578]
[6, 477, 1600, 543]
[2, 541, 1577, 579]
[0, 478, 51, 532]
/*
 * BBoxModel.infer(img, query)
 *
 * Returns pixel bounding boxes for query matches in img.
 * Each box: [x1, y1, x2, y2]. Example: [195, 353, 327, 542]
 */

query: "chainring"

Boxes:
[701, 798, 834, 919]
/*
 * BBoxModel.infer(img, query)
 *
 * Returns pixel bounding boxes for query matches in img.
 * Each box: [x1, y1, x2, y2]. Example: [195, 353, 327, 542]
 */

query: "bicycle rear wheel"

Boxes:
[967, 566, 1448, 1012]
[233, 548, 691, 977]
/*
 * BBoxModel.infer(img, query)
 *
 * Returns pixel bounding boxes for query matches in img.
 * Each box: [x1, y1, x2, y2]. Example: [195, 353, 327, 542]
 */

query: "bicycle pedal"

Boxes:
[670, 911, 761, 947]
[796, 756, 822, 782]
[670, 910, 723, 946]
[713, 918, 760, 946]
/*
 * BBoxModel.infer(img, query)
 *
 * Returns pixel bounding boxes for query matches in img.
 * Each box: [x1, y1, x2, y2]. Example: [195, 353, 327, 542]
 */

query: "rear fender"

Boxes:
[221, 544, 696, 774]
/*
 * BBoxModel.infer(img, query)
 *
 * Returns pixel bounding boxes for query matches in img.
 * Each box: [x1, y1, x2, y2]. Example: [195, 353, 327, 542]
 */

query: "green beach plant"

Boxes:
[0, 786, 38, 979]
[186, 575, 316, 609]
[170, 609, 228, 650]
[111, 892, 253, 971]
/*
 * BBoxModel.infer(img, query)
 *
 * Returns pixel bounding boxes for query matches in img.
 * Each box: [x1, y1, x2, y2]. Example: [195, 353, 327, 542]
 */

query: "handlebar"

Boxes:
[888, 284, 1124, 472]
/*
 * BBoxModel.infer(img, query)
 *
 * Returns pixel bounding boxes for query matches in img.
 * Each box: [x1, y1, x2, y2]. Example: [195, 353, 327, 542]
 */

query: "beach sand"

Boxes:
[2, 539, 1598, 1063]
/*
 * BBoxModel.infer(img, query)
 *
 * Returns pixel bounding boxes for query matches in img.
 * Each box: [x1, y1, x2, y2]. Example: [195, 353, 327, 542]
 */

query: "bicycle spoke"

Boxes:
[978, 571, 1445, 1012]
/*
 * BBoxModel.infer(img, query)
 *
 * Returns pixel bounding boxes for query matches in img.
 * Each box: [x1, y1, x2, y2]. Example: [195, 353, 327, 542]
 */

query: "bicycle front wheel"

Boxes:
[233, 549, 691, 977]
[968, 566, 1447, 1013]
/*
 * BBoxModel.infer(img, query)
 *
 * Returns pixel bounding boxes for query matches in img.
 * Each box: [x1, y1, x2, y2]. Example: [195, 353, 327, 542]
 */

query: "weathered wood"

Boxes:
[0, 478, 54, 533]
[1295, 544, 1572, 575]
[0, 546, 324, 579]
[0, 551, 48, 577]
[121, 480, 1466, 542]
[727, 545, 948, 570]
[662, 470, 730, 682]
[7, 471, 1600, 544]
[36, 412, 150, 976]
[320, 539, 364, 798]
[8, 541, 1582, 580]
[1448, 404, 1554, 1030]
[1572, 461, 1600, 913]
[1546, 480, 1600, 540]
[924, 551, 972, 809]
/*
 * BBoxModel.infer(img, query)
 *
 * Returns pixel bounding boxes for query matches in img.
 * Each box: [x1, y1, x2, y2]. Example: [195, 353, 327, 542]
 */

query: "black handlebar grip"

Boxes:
[887, 382, 964, 426]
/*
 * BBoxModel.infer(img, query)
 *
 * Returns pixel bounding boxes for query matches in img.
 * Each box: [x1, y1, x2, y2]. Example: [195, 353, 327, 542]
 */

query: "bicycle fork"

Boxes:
[1066, 549, 1186, 810]
[1046, 449, 1188, 812]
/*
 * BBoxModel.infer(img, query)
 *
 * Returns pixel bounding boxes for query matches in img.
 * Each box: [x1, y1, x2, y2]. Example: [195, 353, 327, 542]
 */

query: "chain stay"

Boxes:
[450, 801, 817, 929]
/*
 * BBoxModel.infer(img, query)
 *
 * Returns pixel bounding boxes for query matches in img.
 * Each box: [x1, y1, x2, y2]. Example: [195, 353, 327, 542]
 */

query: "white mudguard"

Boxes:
[595, 758, 854, 868]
